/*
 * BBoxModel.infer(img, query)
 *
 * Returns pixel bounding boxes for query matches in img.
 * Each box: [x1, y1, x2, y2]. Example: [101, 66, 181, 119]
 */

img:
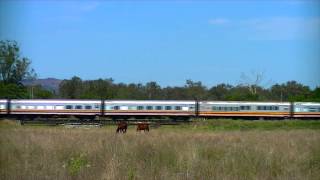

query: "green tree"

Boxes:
[59, 76, 83, 99]
[0, 83, 28, 98]
[270, 81, 311, 102]
[310, 87, 320, 102]
[0, 40, 36, 84]
[185, 80, 207, 100]
[25, 85, 54, 99]
[145, 81, 162, 99]
[208, 83, 233, 100]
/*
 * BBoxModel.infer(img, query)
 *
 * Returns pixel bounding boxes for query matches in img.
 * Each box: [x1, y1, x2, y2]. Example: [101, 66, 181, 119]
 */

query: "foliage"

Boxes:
[185, 119, 320, 131]
[58, 77, 320, 102]
[65, 153, 89, 176]
[0, 40, 54, 99]
[0, 82, 28, 98]
[0, 40, 36, 84]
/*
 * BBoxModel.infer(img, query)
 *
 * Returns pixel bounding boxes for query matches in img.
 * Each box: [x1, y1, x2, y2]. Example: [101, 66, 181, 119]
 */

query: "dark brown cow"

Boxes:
[136, 122, 149, 132]
[116, 121, 128, 133]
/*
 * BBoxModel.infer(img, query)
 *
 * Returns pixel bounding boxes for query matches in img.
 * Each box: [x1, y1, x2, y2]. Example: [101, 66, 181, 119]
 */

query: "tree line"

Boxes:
[1, 40, 319, 101]
[57, 77, 319, 102]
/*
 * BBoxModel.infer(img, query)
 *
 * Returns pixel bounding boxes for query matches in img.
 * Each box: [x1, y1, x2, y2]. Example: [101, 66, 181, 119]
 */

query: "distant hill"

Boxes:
[22, 78, 62, 92]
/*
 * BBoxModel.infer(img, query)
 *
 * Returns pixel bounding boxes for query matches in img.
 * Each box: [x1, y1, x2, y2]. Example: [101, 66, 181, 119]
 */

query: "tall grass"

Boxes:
[0, 121, 319, 180]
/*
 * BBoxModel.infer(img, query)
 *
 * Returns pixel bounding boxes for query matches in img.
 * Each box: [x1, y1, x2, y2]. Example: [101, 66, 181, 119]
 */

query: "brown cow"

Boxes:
[116, 121, 128, 133]
[136, 122, 149, 132]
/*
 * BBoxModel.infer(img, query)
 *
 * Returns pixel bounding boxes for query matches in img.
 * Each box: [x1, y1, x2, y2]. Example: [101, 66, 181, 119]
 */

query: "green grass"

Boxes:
[0, 119, 320, 180]
[165, 119, 320, 131]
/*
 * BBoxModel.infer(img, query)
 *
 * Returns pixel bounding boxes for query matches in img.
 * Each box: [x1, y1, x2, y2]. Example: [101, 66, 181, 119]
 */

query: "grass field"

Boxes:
[1, 119, 320, 180]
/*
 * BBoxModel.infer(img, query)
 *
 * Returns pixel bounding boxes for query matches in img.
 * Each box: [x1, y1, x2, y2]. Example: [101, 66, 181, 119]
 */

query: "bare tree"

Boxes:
[239, 70, 272, 95]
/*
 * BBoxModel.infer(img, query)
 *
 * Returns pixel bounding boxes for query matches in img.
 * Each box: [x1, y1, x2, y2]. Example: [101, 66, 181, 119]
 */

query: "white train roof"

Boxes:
[202, 101, 290, 106]
[294, 102, 320, 106]
[104, 100, 195, 105]
[10, 99, 101, 104]
[2, 99, 319, 106]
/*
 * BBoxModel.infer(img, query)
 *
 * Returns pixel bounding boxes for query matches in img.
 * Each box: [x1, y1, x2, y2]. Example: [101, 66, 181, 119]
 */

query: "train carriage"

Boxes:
[293, 102, 320, 118]
[104, 100, 195, 117]
[0, 99, 319, 120]
[199, 101, 291, 118]
[9, 99, 101, 116]
[0, 100, 7, 115]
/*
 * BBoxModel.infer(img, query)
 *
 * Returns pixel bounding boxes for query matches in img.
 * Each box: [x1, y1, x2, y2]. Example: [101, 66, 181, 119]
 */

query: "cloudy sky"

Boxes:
[0, 0, 319, 88]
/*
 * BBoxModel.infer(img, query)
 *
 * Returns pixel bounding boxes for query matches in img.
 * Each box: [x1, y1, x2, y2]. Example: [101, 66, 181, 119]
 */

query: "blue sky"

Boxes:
[0, 0, 319, 88]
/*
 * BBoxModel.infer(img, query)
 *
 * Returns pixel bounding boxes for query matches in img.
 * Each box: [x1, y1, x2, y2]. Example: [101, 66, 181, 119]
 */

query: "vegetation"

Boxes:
[0, 40, 53, 99]
[173, 119, 320, 131]
[0, 120, 319, 180]
[58, 77, 320, 102]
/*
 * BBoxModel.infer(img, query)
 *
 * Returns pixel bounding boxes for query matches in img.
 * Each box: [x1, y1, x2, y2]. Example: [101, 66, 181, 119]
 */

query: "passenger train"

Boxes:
[0, 99, 320, 120]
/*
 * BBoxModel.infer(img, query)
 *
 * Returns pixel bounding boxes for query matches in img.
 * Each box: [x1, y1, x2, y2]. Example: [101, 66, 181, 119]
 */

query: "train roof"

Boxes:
[0, 100, 7, 103]
[294, 102, 320, 106]
[1, 99, 319, 106]
[202, 101, 290, 106]
[104, 100, 195, 104]
[9, 99, 101, 104]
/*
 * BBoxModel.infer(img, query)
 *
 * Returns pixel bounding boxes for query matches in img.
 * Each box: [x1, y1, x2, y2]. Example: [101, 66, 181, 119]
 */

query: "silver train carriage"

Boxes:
[0, 99, 320, 119]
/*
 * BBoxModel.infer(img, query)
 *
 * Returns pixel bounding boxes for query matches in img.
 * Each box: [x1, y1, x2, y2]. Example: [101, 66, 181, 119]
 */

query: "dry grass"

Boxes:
[0, 122, 320, 180]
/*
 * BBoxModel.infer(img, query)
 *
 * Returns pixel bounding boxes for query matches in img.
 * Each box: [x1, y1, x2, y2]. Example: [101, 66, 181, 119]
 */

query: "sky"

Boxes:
[0, 0, 319, 88]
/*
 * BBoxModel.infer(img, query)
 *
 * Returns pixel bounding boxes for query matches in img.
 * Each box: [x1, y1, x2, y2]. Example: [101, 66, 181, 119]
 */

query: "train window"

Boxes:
[27, 106, 34, 109]
[147, 106, 153, 110]
[156, 106, 162, 110]
[308, 107, 317, 112]
[85, 105, 92, 110]
[66, 105, 73, 109]
[165, 106, 172, 110]
[75, 105, 82, 109]
[273, 106, 279, 110]
[212, 106, 217, 111]
[95, 105, 100, 109]
[240, 106, 250, 110]
[0, 105, 4, 109]
[232, 107, 239, 111]
[175, 106, 182, 110]
[15, 105, 21, 109]
[114, 106, 120, 110]
[138, 106, 144, 110]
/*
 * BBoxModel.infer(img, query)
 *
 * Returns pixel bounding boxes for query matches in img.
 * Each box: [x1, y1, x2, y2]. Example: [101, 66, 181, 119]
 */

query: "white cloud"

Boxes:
[242, 17, 320, 40]
[78, 2, 100, 12]
[208, 18, 230, 25]
[208, 16, 320, 40]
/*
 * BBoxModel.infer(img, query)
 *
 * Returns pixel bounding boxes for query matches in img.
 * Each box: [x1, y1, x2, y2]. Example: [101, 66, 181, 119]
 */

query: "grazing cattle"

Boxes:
[116, 121, 128, 133]
[136, 122, 149, 132]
